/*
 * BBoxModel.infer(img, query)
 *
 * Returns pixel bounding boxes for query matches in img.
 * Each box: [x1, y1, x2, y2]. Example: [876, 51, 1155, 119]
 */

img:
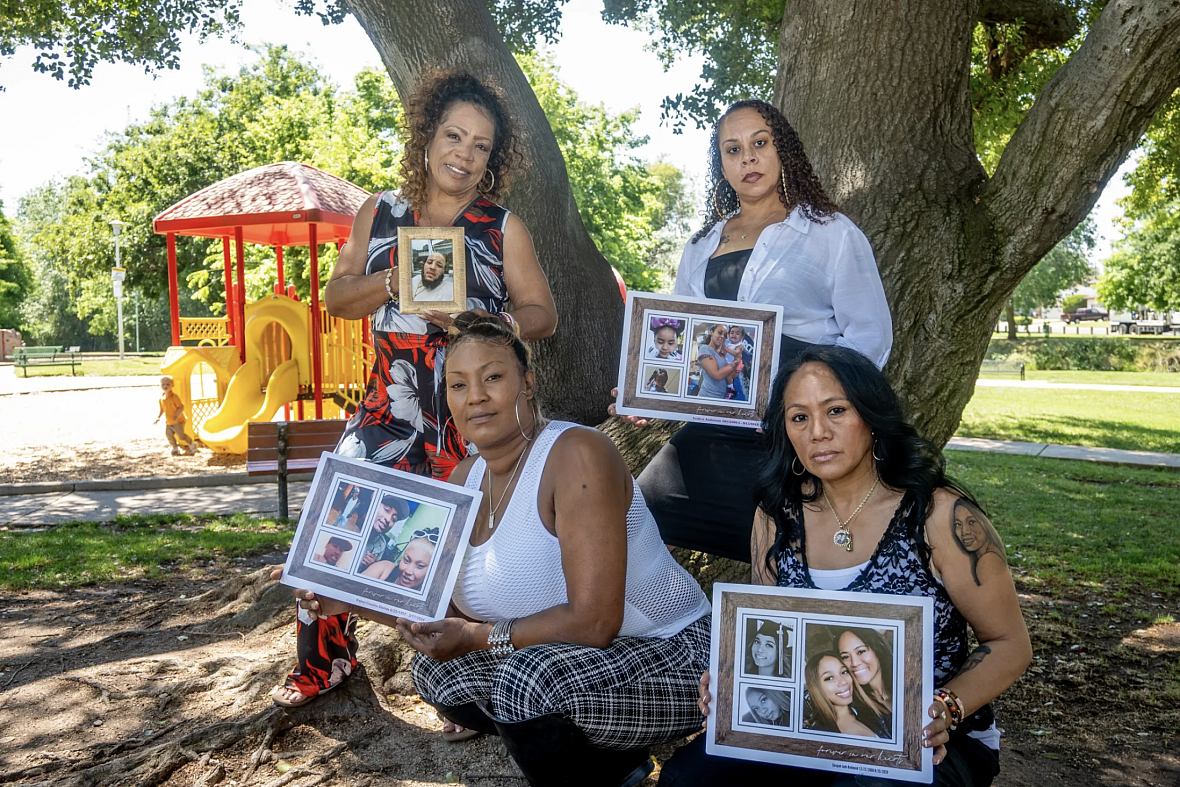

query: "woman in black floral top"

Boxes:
[271, 71, 555, 710]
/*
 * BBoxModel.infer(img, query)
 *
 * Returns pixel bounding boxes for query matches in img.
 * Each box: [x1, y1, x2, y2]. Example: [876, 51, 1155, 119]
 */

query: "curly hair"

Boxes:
[692, 99, 839, 243]
[398, 71, 523, 210]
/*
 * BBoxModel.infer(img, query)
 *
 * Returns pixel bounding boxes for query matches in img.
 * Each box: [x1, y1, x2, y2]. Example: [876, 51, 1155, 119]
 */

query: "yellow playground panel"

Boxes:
[170, 295, 372, 454]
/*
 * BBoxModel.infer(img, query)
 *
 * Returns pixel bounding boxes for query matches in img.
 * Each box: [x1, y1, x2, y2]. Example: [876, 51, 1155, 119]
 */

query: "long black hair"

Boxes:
[754, 345, 978, 577]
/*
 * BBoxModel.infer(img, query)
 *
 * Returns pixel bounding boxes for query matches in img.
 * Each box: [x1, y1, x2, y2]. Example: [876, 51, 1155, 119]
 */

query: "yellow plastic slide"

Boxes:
[199, 358, 300, 454]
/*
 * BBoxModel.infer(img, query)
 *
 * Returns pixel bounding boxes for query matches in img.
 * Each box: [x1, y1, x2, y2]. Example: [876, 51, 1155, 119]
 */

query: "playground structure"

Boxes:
[153, 162, 373, 454]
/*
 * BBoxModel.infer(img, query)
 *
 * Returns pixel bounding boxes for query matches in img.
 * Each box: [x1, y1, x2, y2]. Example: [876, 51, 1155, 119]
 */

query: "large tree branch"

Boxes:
[985, 0, 1180, 278]
[978, 0, 1080, 47]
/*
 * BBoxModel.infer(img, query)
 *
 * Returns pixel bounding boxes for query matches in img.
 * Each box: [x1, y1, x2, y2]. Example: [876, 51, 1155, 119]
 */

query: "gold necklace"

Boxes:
[485, 445, 528, 530]
[821, 477, 879, 553]
[424, 200, 467, 228]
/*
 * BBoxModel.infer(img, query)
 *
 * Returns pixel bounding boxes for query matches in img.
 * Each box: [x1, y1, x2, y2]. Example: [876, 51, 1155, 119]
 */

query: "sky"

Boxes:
[0, 0, 1131, 263]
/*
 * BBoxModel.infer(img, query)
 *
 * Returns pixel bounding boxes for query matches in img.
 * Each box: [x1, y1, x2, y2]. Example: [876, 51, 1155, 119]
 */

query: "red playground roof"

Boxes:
[152, 162, 370, 246]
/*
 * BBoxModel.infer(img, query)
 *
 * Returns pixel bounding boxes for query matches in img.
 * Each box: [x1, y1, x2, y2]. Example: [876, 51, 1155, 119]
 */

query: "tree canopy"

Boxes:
[0, 196, 30, 330]
[1097, 202, 1180, 312]
[12, 44, 687, 347]
[1011, 219, 1096, 315]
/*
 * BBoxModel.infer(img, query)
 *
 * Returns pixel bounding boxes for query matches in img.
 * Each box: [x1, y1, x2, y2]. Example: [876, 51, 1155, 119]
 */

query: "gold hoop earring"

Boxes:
[424, 150, 430, 174]
[712, 180, 739, 221]
[791, 456, 807, 476]
[873, 438, 884, 462]
[780, 163, 790, 205]
[479, 169, 495, 194]
[515, 391, 535, 442]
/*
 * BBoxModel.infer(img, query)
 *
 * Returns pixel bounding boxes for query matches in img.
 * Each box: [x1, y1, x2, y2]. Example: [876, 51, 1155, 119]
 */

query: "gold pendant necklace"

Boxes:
[821, 477, 879, 553]
[485, 445, 528, 530]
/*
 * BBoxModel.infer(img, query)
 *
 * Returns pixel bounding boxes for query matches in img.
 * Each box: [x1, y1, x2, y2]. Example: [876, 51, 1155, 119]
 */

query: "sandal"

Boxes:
[271, 685, 317, 709]
[441, 718, 483, 742]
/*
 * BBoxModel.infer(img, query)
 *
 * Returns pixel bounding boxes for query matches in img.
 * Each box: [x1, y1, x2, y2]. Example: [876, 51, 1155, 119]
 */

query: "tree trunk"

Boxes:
[775, 0, 1180, 444]
[343, 0, 624, 425]
[1006, 299, 1018, 340]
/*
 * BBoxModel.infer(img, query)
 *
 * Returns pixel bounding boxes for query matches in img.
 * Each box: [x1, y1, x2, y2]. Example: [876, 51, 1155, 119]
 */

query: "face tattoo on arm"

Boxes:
[951, 498, 1007, 586]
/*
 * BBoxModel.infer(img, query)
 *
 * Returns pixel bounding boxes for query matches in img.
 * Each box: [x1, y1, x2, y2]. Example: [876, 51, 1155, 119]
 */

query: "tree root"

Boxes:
[19, 707, 290, 787]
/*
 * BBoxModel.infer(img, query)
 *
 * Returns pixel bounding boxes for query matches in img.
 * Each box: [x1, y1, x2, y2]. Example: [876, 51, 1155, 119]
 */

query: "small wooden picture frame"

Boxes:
[707, 584, 933, 782]
[615, 292, 783, 428]
[397, 226, 467, 314]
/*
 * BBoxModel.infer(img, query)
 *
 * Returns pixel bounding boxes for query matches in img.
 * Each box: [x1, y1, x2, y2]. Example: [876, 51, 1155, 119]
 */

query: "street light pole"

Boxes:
[135, 290, 141, 352]
[110, 220, 127, 360]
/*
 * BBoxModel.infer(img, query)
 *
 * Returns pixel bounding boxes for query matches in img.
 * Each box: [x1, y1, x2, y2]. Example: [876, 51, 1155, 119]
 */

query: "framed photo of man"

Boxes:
[280, 452, 482, 622]
[397, 226, 467, 314]
[614, 292, 783, 428]
[707, 583, 934, 783]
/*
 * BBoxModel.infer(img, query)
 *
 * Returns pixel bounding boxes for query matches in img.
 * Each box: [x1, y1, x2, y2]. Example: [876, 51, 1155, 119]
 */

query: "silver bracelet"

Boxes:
[487, 618, 516, 657]
[384, 267, 395, 302]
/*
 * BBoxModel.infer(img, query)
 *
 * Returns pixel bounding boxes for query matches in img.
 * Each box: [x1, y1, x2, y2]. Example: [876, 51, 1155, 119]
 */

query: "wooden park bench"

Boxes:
[247, 419, 347, 519]
[979, 359, 1025, 380]
[14, 345, 81, 377]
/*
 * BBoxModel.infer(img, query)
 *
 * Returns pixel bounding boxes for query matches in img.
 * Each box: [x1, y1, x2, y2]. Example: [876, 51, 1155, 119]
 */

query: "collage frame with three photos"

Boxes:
[707, 583, 934, 783]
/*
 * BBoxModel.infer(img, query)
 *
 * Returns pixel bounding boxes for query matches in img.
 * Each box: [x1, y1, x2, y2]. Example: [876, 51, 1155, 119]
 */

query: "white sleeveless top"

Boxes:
[452, 421, 710, 638]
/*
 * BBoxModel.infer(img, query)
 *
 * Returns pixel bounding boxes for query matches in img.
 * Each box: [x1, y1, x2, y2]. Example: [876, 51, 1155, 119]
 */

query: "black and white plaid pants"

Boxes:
[412, 615, 710, 749]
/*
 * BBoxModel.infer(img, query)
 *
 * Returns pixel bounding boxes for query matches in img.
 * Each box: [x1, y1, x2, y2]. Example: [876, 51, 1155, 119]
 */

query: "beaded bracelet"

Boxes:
[488, 618, 516, 657]
[384, 267, 396, 302]
[933, 688, 963, 730]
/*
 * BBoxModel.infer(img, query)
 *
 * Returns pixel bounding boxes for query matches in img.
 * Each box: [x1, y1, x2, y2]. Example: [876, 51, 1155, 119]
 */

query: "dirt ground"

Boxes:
[0, 386, 244, 484]
[0, 556, 1175, 787]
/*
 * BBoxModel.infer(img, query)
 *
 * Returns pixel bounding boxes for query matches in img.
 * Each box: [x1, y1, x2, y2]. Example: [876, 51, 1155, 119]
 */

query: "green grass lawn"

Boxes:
[956, 385, 1180, 453]
[949, 452, 1180, 594]
[0, 513, 293, 590]
[984, 370, 1180, 387]
[18, 355, 165, 377]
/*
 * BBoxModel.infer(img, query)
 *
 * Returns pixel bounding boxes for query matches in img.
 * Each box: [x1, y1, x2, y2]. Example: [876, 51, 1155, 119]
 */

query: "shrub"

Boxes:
[1061, 294, 1088, 314]
[985, 337, 1180, 372]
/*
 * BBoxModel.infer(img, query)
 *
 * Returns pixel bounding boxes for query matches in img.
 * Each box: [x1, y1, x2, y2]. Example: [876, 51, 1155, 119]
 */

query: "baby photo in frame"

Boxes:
[397, 226, 466, 314]
[708, 583, 933, 783]
[280, 453, 481, 622]
[615, 292, 782, 428]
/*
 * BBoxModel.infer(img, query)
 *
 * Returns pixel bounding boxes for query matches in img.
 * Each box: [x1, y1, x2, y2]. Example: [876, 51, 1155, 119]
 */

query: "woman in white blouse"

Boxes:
[632, 98, 892, 563]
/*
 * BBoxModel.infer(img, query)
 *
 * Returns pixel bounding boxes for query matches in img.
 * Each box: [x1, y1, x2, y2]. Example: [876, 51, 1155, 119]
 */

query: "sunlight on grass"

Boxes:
[949, 452, 1180, 593]
[956, 387, 1180, 453]
[21, 355, 165, 378]
[0, 513, 293, 589]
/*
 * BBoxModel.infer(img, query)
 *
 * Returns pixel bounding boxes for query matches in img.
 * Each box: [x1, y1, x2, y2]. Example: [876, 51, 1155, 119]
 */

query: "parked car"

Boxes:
[1062, 307, 1109, 323]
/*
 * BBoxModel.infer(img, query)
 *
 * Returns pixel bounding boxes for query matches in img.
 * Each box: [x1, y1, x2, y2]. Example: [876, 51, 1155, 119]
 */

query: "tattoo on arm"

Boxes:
[957, 644, 992, 676]
[951, 498, 1006, 586]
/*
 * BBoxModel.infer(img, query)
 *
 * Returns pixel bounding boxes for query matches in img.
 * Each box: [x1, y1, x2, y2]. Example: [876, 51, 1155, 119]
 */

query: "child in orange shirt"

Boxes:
[155, 375, 196, 456]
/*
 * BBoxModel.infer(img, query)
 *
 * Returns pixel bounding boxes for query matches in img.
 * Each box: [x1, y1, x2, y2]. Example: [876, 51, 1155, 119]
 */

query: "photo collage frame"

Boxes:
[708, 584, 933, 782]
[615, 293, 782, 428]
[281, 452, 481, 622]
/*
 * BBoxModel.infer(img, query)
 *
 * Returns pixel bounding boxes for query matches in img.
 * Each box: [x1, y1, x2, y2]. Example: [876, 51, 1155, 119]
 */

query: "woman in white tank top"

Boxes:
[289, 312, 710, 787]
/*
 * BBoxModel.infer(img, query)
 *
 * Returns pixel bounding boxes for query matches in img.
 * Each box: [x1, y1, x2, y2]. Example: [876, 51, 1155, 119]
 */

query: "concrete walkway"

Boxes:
[945, 437, 1180, 469]
[0, 364, 157, 396]
[976, 378, 1180, 393]
[0, 436, 1176, 528]
[0, 480, 310, 528]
